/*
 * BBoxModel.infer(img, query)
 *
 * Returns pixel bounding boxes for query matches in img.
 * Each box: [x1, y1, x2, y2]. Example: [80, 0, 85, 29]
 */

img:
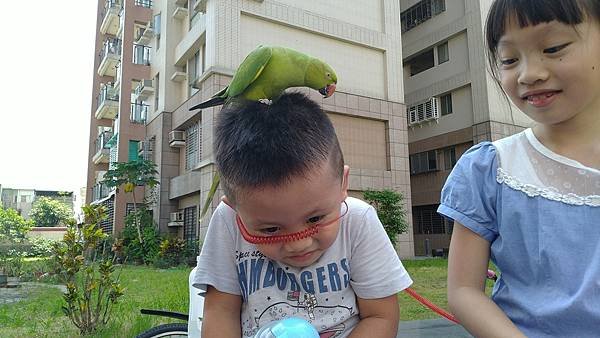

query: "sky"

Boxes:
[0, 1, 97, 194]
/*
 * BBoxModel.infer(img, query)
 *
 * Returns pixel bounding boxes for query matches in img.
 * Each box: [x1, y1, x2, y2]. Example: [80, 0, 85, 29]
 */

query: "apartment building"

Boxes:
[86, 0, 416, 257]
[400, 0, 531, 255]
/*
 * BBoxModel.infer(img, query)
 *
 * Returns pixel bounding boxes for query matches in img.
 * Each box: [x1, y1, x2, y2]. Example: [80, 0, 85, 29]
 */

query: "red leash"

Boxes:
[404, 287, 459, 324]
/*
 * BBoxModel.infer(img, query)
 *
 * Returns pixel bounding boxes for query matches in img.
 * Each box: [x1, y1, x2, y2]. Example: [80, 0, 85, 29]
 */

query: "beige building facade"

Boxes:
[87, 0, 416, 257]
[400, 0, 531, 255]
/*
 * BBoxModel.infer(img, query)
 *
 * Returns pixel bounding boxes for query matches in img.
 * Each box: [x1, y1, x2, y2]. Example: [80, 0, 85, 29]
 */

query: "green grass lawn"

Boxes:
[0, 258, 492, 336]
[399, 258, 494, 321]
[0, 265, 191, 338]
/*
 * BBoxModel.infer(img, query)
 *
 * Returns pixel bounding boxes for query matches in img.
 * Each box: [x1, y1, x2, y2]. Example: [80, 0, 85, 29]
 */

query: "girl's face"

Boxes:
[497, 18, 600, 126]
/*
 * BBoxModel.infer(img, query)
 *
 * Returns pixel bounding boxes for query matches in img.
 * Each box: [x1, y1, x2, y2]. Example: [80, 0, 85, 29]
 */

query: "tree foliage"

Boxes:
[52, 204, 124, 335]
[29, 197, 72, 227]
[0, 206, 32, 241]
[363, 189, 408, 246]
[102, 159, 159, 243]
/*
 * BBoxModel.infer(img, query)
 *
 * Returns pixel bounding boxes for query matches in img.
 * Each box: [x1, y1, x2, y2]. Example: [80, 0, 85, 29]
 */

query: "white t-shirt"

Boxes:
[194, 197, 412, 337]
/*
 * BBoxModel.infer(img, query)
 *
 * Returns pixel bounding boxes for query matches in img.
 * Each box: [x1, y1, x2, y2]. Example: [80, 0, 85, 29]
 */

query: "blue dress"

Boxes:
[438, 129, 600, 338]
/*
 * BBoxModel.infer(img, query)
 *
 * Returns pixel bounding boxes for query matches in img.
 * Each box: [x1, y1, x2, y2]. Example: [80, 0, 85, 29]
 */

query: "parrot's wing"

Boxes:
[227, 45, 272, 97]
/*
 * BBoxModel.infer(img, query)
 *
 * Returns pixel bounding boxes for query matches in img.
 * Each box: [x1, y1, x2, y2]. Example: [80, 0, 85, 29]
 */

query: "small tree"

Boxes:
[52, 204, 124, 335]
[102, 159, 159, 243]
[0, 206, 32, 241]
[29, 197, 73, 227]
[363, 189, 408, 246]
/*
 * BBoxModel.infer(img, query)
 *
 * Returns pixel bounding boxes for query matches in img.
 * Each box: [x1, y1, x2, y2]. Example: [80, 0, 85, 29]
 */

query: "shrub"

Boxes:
[121, 208, 161, 265]
[363, 189, 408, 246]
[52, 204, 124, 335]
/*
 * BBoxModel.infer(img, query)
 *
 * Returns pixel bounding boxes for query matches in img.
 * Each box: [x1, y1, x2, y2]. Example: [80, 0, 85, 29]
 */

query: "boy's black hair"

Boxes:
[215, 92, 344, 202]
[485, 0, 600, 79]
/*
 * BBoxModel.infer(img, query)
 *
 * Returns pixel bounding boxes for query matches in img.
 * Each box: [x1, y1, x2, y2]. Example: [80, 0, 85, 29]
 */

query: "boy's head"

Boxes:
[215, 92, 349, 267]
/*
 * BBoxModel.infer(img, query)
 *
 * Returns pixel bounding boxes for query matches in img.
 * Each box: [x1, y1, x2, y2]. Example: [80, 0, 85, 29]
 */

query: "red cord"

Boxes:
[404, 287, 459, 324]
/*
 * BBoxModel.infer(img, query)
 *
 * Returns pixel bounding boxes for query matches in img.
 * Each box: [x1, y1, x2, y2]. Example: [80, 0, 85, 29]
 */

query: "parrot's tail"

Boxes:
[189, 97, 225, 110]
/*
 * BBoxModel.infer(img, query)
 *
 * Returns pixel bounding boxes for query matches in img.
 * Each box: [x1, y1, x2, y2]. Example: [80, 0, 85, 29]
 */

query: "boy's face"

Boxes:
[229, 162, 350, 268]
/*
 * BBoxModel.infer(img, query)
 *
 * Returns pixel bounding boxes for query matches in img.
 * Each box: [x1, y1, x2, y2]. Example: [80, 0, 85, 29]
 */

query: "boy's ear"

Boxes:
[221, 195, 234, 209]
[341, 165, 350, 200]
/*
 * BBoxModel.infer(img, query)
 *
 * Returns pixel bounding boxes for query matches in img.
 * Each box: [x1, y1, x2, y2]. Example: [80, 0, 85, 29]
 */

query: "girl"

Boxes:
[439, 0, 600, 337]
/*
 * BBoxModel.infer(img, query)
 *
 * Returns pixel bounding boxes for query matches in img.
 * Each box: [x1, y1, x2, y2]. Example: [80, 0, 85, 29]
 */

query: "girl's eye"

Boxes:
[544, 43, 571, 54]
[307, 216, 325, 225]
[500, 58, 517, 66]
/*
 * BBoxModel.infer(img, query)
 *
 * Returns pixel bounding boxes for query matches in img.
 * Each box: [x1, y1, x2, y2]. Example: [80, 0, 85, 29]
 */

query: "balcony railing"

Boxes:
[100, 38, 122, 61]
[130, 103, 148, 124]
[95, 131, 114, 153]
[133, 44, 151, 65]
[100, 0, 121, 35]
[97, 84, 119, 108]
[92, 182, 110, 202]
[135, 0, 152, 8]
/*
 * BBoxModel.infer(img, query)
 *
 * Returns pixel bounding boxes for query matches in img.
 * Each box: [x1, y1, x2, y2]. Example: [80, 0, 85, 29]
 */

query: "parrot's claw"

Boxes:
[258, 99, 273, 105]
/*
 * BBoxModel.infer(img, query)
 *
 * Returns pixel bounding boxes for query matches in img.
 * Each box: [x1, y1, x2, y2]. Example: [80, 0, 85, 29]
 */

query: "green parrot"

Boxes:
[189, 45, 337, 110]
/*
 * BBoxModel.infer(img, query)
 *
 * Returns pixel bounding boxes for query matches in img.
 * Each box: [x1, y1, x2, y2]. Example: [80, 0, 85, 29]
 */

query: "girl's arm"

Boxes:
[202, 285, 242, 338]
[349, 294, 399, 338]
[447, 223, 526, 338]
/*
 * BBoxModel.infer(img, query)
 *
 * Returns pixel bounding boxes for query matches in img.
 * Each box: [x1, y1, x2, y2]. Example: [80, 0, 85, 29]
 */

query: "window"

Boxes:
[409, 150, 438, 175]
[154, 73, 160, 111]
[401, 0, 446, 33]
[407, 48, 434, 76]
[437, 42, 449, 64]
[128, 140, 140, 162]
[413, 204, 453, 234]
[440, 93, 452, 116]
[185, 122, 200, 170]
[153, 14, 161, 49]
[183, 206, 197, 243]
[443, 147, 457, 170]
[189, 50, 201, 96]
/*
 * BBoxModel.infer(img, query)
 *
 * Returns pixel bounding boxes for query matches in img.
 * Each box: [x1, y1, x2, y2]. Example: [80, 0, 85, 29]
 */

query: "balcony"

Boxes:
[173, 6, 188, 20]
[133, 44, 151, 66]
[93, 129, 113, 164]
[130, 103, 148, 124]
[113, 61, 122, 91]
[100, 0, 121, 35]
[98, 38, 122, 77]
[133, 79, 154, 101]
[95, 84, 119, 120]
[135, 22, 154, 45]
[92, 182, 111, 202]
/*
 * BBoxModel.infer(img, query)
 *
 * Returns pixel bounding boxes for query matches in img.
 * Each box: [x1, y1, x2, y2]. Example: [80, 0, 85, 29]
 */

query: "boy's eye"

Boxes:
[259, 227, 280, 235]
[543, 43, 570, 54]
[307, 215, 325, 225]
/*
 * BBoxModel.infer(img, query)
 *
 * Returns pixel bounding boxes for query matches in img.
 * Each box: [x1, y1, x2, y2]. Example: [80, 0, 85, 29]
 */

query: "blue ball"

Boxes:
[269, 317, 319, 338]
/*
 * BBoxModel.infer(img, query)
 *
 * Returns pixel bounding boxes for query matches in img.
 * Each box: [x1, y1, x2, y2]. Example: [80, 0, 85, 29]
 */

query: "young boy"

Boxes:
[193, 92, 412, 337]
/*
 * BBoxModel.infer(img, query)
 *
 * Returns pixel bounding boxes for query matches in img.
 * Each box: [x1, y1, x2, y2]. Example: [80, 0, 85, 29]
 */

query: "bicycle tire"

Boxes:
[136, 323, 189, 338]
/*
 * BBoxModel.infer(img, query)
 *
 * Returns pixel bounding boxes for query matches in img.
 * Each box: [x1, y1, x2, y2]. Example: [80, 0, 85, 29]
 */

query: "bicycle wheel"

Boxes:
[136, 323, 189, 338]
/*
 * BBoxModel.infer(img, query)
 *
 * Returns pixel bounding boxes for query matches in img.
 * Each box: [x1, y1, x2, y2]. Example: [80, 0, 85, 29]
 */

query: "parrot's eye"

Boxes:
[326, 73, 331, 78]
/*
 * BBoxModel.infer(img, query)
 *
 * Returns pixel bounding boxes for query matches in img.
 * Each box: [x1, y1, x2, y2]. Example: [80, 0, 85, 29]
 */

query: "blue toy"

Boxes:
[254, 317, 319, 338]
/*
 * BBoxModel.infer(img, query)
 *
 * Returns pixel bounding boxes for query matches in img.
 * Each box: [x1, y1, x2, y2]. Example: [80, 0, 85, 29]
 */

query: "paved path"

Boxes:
[397, 319, 472, 338]
[0, 281, 66, 305]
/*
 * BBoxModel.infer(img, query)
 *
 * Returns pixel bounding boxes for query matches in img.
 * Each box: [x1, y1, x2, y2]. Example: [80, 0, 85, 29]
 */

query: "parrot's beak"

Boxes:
[319, 83, 336, 98]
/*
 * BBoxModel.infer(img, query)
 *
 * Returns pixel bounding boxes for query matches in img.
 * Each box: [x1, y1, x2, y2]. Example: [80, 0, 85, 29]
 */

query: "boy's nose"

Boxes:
[283, 235, 313, 254]
[518, 58, 550, 85]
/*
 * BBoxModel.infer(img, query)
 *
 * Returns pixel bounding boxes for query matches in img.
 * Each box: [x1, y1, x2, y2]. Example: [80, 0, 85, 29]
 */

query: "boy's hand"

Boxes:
[349, 294, 399, 337]
[202, 286, 242, 338]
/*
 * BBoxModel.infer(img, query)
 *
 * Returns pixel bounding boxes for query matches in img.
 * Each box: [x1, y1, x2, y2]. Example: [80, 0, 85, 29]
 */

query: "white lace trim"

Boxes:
[497, 167, 600, 207]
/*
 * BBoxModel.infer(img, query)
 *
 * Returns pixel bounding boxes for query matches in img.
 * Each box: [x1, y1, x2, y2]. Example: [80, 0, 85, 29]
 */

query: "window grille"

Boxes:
[185, 122, 200, 170]
[401, 0, 446, 33]
[100, 196, 115, 234]
[183, 206, 197, 243]
[410, 150, 438, 175]
[413, 204, 449, 234]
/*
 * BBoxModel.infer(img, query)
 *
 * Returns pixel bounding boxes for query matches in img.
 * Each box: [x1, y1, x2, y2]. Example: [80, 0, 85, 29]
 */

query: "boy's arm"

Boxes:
[348, 294, 399, 338]
[202, 285, 242, 338]
[447, 222, 526, 338]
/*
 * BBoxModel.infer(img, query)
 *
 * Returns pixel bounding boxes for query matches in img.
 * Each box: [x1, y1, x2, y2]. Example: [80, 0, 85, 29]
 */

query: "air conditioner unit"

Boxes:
[170, 211, 183, 222]
[408, 97, 439, 126]
[169, 130, 186, 148]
